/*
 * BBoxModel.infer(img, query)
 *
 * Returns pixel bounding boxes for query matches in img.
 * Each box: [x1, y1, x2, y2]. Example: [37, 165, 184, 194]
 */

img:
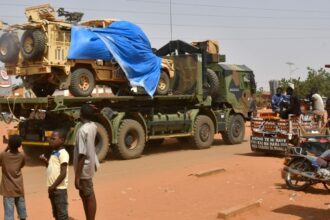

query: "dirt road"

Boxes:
[0, 124, 329, 219]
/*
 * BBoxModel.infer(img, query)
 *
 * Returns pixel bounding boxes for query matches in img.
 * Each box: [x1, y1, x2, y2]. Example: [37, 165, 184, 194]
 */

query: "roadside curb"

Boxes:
[190, 168, 226, 177]
[217, 199, 262, 219]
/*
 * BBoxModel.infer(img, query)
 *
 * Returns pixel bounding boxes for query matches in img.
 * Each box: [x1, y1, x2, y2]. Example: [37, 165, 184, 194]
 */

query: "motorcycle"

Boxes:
[283, 140, 330, 191]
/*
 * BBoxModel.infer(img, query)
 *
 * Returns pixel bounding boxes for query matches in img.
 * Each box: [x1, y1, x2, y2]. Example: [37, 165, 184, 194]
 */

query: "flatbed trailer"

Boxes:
[0, 41, 255, 161]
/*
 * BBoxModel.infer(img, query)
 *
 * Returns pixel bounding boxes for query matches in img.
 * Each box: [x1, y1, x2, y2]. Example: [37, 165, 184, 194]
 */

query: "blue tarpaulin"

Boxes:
[68, 21, 161, 96]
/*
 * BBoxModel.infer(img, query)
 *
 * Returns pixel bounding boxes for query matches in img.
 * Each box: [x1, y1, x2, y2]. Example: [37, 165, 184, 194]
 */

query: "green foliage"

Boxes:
[278, 67, 330, 98]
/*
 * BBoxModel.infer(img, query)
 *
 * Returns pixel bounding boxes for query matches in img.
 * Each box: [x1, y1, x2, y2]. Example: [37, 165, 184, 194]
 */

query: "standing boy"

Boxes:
[41, 129, 69, 220]
[0, 134, 27, 220]
[74, 104, 99, 220]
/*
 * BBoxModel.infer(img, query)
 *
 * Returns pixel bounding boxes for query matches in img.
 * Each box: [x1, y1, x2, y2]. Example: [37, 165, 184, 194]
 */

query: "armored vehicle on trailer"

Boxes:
[0, 4, 173, 97]
[0, 40, 256, 161]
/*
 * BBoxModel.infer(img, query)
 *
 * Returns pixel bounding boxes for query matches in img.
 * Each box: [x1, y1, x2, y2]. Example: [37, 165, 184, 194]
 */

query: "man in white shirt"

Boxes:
[74, 104, 99, 220]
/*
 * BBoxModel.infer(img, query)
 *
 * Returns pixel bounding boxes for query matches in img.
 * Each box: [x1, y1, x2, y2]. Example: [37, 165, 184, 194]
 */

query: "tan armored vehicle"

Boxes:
[0, 4, 173, 96]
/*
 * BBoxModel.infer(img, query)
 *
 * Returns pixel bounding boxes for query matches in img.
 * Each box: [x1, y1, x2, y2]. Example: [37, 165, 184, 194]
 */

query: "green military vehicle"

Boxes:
[0, 4, 174, 97]
[0, 40, 256, 161]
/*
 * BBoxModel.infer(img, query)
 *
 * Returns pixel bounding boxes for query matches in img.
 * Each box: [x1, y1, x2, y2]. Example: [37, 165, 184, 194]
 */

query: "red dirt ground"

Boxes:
[0, 122, 328, 220]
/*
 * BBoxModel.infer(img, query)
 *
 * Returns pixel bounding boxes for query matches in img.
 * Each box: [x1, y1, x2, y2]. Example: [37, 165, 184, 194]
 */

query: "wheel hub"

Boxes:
[199, 124, 210, 142]
[0, 43, 8, 55]
[158, 79, 166, 91]
[232, 120, 242, 137]
[79, 75, 90, 91]
[23, 37, 33, 53]
[125, 132, 138, 150]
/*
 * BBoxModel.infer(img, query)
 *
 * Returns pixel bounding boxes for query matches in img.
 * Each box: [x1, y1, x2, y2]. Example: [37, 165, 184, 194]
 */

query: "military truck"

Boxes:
[0, 4, 173, 97]
[0, 40, 256, 161]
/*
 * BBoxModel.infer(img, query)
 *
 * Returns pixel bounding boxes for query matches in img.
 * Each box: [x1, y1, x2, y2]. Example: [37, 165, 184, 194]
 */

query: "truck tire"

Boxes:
[190, 115, 214, 149]
[112, 119, 145, 159]
[206, 69, 220, 99]
[32, 83, 56, 97]
[21, 30, 46, 60]
[95, 122, 110, 162]
[0, 33, 19, 63]
[155, 71, 170, 95]
[69, 68, 95, 97]
[221, 114, 245, 145]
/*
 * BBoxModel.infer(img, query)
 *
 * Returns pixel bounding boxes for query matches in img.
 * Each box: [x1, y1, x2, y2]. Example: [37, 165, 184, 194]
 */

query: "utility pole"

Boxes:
[169, 0, 173, 40]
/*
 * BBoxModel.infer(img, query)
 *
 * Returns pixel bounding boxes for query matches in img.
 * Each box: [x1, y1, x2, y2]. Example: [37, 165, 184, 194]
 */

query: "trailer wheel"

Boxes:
[69, 68, 95, 97]
[32, 83, 56, 97]
[21, 30, 46, 60]
[155, 71, 170, 95]
[112, 119, 145, 159]
[221, 114, 245, 145]
[0, 33, 19, 63]
[95, 122, 110, 162]
[190, 115, 214, 149]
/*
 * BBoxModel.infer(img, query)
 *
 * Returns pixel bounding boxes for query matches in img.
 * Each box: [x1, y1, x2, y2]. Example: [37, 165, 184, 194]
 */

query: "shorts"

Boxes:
[3, 196, 27, 220]
[79, 179, 94, 198]
[49, 189, 68, 220]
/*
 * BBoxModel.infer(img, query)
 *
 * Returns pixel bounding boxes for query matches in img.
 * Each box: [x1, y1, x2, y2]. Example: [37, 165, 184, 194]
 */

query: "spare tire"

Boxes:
[0, 33, 19, 63]
[205, 69, 220, 99]
[21, 29, 46, 60]
[155, 71, 170, 95]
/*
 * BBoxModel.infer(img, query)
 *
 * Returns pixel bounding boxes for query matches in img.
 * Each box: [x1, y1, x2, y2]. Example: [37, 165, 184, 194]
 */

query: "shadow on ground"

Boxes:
[273, 204, 328, 220]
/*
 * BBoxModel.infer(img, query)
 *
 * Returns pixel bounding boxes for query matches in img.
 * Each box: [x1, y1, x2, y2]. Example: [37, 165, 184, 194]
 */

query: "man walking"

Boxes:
[74, 104, 99, 220]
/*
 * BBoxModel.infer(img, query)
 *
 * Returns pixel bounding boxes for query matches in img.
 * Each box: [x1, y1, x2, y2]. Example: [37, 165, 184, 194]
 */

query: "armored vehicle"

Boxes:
[0, 4, 173, 97]
[0, 40, 256, 161]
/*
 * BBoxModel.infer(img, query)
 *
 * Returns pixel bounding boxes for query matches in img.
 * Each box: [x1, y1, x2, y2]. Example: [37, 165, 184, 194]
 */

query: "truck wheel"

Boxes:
[0, 33, 19, 63]
[221, 114, 245, 145]
[95, 122, 110, 162]
[155, 71, 170, 95]
[21, 30, 46, 60]
[69, 68, 95, 97]
[32, 83, 56, 97]
[206, 69, 220, 99]
[190, 115, 214, 149]
[112, 119, 145, 159]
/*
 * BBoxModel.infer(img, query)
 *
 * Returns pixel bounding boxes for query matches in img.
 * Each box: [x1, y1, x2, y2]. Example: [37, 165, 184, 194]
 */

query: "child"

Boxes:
[40, 129, 69, 220]
[0, 134, 27, 220]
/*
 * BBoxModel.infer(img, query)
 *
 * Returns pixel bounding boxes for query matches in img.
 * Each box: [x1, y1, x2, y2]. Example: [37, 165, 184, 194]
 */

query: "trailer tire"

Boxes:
[69, 68, 95, 97]
[112, 119, 145, 159]
[0, 33, 19, 63]
[155, 71, 170, 95]
[221, 114, 245, 145]
[95, 122, 109, 162]
[190, 115, 214, 149]
[21, 30, 46, 60]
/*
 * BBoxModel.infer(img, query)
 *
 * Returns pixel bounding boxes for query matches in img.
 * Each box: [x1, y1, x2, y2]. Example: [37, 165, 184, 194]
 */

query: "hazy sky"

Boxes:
[1, 0, 330, 90]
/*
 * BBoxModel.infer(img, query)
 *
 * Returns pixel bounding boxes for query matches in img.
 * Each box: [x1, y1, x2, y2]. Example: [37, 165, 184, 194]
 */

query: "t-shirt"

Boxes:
[312, 93, 325, 111]
[47, 148, 69, 189]
[74, 122, 99, 179]
[0, 151, 25, 197]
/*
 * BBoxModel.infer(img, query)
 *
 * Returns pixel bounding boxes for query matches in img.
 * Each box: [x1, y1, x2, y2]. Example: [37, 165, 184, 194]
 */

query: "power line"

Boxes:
[126, 0, 330, 14]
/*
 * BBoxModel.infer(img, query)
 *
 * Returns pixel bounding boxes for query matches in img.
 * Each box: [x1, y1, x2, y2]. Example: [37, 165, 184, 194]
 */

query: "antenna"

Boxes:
[170, 0, 173, 40]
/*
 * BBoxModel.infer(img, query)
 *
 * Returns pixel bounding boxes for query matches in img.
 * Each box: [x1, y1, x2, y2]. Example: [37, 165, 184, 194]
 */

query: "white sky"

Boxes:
[1, 0, 330, 90]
